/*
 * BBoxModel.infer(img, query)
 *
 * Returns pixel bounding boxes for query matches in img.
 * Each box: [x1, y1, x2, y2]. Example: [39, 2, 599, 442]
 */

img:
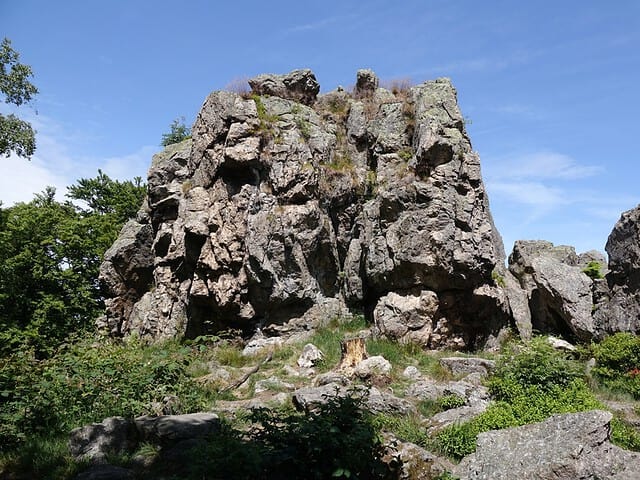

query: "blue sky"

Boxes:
[1, 0, 639, 255]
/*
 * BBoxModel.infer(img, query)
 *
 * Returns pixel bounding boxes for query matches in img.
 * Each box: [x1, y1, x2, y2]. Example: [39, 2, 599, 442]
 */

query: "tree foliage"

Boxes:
[0, 38, 38, 159]
[0, 172, 146, 357]
[161, 116, 191, 146]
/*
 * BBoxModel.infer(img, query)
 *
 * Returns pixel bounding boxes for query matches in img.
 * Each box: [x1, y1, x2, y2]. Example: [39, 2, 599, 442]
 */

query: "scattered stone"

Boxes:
[547, 335, 576, 352]
[365, 387, 415, 416]
[242, 336, 283, 356]
[439, 357, 495, 376]
[254, 376, 295, 394]
[402, 365, 422, 380]
[313, 371, 351, 387]
[373, 290, 439, 346]
[354, 355, 392, 378]
[297, 343, 324, 368]
[69, 416, 137, 462]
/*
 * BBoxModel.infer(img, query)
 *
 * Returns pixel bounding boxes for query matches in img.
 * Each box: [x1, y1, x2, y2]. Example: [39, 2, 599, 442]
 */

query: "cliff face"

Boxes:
[98, 69, 510, 349]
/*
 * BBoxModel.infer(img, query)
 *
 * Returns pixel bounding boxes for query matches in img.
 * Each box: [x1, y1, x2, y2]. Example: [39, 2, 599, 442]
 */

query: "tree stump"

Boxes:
[338, 336, 368, 370]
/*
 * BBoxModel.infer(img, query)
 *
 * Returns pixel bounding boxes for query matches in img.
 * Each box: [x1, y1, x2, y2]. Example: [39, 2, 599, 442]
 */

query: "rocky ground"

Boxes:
[68, 321, 640, 480]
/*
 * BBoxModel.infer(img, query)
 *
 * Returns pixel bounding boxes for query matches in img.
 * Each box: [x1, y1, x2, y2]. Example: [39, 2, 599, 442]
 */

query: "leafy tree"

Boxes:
[0, 173, 146, 357]
[0, 38, 38, 159]
[161, 116, 191, 146]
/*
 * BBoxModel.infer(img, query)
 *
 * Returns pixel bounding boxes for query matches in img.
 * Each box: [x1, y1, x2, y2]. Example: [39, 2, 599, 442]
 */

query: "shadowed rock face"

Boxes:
[594, 204, 640, 336]
[98, 69, 509, 348]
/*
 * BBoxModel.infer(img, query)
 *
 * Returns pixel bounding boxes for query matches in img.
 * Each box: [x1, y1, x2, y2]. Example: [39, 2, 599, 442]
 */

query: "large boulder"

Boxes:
[594, 204, 640, 335]
[99, 69, 509, 348]
[508, 240, 595, 341]
[454, 410, 640, 480]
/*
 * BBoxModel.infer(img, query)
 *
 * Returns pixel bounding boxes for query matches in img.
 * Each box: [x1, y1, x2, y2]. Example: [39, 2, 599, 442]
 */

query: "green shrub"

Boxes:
[438, 394, 466, 411]
[592, 333, 640, 398]
[0, 337, 217, 452]
[582, 261, 604, 279]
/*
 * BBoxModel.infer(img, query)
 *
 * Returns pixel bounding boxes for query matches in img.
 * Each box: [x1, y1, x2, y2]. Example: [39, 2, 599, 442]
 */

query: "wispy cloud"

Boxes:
[491, 151, 602, 181]
[0, 113, 155, 206]
[284, 14, 357, 34]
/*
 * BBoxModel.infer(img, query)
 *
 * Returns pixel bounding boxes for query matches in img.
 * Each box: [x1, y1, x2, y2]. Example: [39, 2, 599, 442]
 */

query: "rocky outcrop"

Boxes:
[508, 240, 596, 341]
[454, 410, 640, 480]
[594, 204, 640, 335]
[99, 69, 510, 348]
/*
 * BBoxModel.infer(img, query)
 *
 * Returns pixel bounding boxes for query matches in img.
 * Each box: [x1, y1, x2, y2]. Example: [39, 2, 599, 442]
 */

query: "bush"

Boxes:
[0, 337, 216, 452]
[582, 261, 604, 279]
[160, 116, 191, 146]
[592, 333, 640, 398]
[437, 338, 600, 459]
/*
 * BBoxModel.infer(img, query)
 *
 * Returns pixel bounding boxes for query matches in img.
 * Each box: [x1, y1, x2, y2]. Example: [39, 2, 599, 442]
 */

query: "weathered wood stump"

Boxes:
[338, 337, 368, 370]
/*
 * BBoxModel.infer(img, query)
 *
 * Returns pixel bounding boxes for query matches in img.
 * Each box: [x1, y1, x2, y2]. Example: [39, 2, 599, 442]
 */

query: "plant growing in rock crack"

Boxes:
[250, 94, 280, 143]
[582, 260, 604, 279]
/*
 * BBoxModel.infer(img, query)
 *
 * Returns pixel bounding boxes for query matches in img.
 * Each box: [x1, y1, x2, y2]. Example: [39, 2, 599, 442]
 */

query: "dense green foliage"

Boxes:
[0, 173, 145, 356]
[0, 337, 216, 453]
[592, 332, 640, 398]
[0, 37, 38, 158]
[160, 116, 191, 146]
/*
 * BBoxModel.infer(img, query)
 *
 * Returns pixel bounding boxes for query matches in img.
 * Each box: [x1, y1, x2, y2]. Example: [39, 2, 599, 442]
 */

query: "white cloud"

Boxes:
[99, 145, 158, 182]
[0, 112, 156, 207]
[489, 181, 567, 208]
[493, 152, 602, 181]
[0, 153, 69, 205]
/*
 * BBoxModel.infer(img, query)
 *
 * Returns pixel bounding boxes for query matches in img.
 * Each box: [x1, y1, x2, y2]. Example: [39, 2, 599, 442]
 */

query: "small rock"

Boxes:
[313, 371, 351, 387]
[355, 355, 392, 378]
[297, 343, 324, 368]
[254, 376, 295, 394]
[439, 357, 496, 376]
[355, 69, 379, 96]
[242, 336, 283, 356]
[547, 335, 576, 352]
[403, 365, 422, 380]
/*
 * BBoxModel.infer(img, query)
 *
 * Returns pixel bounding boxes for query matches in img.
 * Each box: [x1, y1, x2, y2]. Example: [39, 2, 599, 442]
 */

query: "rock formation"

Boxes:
[99, 68, 510, 349]
[594, 204, 640, 336]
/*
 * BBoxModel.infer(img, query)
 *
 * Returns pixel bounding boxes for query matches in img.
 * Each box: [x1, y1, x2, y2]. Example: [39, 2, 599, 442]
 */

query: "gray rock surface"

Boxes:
[454, 410, 640, 480]
[99, 69, 508, 349]
[509, 240, 595, 341]
[297, 343, 324, 368]
[248, 68, 320, 106]
[438, 357, 495, 376]
[594, 204, 640, 336]
[134, 413, 219, 444]
[382, 434, 455, 480]
[69, 416, 137, 462]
